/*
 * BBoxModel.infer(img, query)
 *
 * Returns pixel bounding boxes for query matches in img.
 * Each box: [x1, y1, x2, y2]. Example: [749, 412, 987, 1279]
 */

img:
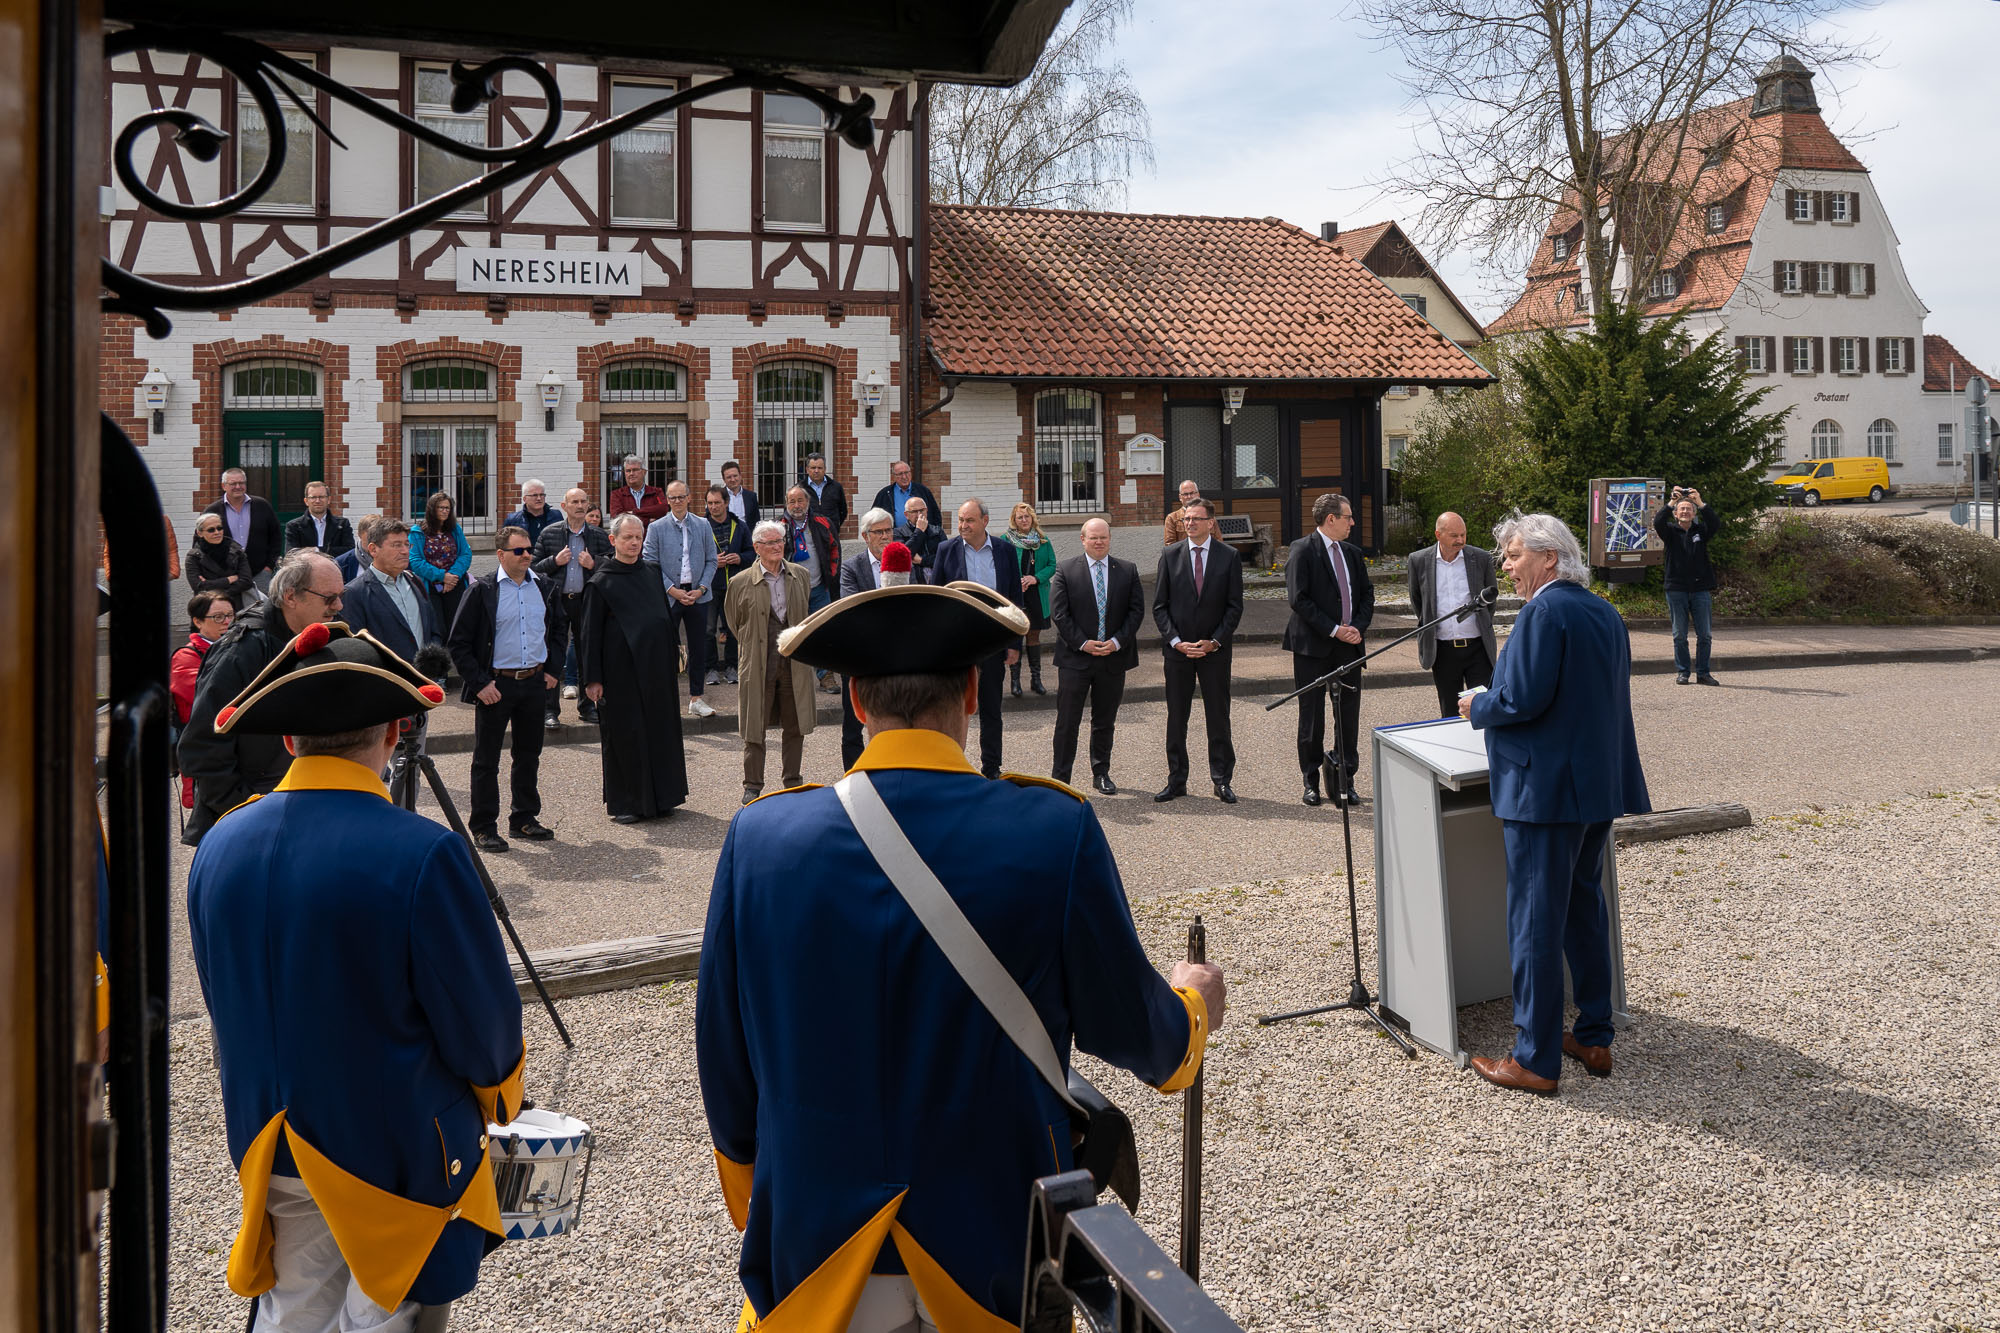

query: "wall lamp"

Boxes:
[862, 369, 886, 428]
[539, 369, 565, 432]
[140, 366, 172, 434]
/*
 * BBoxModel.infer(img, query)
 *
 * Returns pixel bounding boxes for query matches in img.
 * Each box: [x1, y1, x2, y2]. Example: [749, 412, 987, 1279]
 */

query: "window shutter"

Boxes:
[1858, 337, 1870, 374]
[1876, 336, 1888, 371]
[1849, 191, 1861, 224]
[1812, 337, 1824, 373]
[1904, 337, 1916, 374]
[1765, 336, 1778, 372]
[1812, 190, 1825, 220]
[1803, 262, 1817, 294]
[1772, 260, 1782, 290]
[1733, 335, 1747, 356]
[1833, 264, 1849, 295]
[1865, 263, 1877, 296]
[1785, 188, 1798, 216]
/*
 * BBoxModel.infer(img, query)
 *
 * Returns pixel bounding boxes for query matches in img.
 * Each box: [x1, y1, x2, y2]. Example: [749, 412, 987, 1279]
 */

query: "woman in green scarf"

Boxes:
[1004, 500, 1058, 697]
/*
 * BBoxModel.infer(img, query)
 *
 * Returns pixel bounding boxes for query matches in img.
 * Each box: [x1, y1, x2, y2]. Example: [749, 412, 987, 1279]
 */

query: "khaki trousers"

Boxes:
[743, 665, 804, 793]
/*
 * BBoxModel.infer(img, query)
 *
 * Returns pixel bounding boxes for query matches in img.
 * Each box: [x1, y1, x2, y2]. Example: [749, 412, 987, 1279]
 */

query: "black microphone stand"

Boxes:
[1254, 588, 1495, 1049]
[389, 721, 574, 1048]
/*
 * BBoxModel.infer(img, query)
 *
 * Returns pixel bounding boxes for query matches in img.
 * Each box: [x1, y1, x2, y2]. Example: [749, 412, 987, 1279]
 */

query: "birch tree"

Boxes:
[927, 0, 1153, 209]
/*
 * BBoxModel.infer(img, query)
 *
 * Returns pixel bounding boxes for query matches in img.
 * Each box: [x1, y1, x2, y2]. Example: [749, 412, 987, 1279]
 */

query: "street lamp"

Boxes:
[861, 369, 886, 428]
[140, 367, 172, 434]
[539, 369, 565, 432]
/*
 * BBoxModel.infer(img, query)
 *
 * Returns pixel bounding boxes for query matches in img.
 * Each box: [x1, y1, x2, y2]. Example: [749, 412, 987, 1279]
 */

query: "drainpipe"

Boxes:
[907, 80, 932, 488]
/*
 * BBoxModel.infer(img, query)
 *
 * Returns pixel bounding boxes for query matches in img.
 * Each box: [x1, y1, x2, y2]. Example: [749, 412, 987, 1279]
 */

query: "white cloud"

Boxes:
[1115, 0, 1999, 373]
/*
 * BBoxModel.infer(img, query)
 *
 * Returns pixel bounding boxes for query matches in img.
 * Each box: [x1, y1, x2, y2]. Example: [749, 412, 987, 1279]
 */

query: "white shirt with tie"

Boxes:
[1321, 532, 1354, 630]
[1169, 538, 1212, 648]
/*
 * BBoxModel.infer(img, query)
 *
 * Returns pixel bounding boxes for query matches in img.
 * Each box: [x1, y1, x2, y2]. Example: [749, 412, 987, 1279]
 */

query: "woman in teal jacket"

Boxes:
[410, 490, 474, 640]
[1004, 501, 1057, 697]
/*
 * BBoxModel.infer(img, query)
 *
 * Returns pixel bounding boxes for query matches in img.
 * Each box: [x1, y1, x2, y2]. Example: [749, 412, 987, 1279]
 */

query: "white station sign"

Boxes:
[455, 247, 643, 295]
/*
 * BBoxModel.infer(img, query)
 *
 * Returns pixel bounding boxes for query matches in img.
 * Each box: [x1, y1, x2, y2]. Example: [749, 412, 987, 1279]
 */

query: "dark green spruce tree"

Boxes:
[1511, 305, 1784, 560]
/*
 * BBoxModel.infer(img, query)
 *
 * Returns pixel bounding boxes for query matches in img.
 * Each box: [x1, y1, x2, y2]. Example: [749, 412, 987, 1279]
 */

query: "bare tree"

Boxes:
[927, 0, 1153, 209]
[1362, 0, 1875, 317]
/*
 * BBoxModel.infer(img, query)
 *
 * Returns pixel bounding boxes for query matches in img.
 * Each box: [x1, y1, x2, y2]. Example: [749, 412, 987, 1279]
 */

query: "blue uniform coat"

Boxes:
[696, 730, 1205, 1330]
[187, 756, 526, 1310]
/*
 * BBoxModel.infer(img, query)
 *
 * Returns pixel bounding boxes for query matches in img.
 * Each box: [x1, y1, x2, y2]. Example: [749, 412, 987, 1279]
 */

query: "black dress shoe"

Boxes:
[1675, 672, 1691, 685]
[1342, 783, 1361, 806]
[578, 705, 600, 724]
[1696, 673, 1721, 686]
[472, 831, 510, 853]
[1093, 774, 1117, 796]
[1153, 783, 1185, 803]
[1213, 782, 1237, 804]
[1302, 783, 1322, 807]
[543, 713, 561, 729]
[612, 813, 643, 825]
[510, 818, 555, 841]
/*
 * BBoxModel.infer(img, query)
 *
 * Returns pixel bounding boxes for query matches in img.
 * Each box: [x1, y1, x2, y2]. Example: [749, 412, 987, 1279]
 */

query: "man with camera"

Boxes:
[1654, 485, 1720, 686]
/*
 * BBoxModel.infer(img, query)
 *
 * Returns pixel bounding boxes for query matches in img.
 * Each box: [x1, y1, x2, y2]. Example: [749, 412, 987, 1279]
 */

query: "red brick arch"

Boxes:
[576, 338, 710, 503]
[731, 339, 860, 536]
[374, 337, 521, 521]
[192, 336, 351, 515]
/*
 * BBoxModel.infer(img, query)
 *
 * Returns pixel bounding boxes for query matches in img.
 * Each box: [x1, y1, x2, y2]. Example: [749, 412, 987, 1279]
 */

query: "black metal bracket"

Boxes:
[1021, 1170, 1241, 1333]
[102, 26, 878, 338]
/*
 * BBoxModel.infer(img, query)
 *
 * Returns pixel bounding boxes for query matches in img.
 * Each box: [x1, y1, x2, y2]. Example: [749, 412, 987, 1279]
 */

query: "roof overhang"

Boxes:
[106, 0, 1072, 85]
[931, 371, 1497, 388]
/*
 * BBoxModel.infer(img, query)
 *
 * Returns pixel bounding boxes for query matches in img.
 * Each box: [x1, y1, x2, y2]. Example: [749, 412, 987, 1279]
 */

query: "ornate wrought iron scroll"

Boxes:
[102, 26, 878, 338]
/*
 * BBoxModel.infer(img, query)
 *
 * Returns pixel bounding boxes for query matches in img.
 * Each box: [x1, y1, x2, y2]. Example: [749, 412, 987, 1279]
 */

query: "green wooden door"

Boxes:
[223, 410, 323, 525]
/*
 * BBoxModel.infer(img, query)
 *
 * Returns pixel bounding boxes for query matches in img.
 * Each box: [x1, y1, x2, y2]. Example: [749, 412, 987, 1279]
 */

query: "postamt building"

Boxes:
[1489, 56, 1996, 492]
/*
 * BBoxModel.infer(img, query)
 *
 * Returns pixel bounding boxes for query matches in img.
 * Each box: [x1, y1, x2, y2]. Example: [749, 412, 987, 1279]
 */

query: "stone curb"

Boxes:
[420, 641, 2000, 756]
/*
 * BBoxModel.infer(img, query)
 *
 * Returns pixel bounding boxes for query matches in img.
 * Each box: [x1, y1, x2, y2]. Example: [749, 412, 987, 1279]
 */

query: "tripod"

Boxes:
[389, 725, 574, 1047]
[1255, 588, 1495, 1053]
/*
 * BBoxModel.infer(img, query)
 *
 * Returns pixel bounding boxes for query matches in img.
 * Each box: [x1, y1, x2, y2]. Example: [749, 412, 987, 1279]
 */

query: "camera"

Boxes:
[1671, 486, 1690, 500]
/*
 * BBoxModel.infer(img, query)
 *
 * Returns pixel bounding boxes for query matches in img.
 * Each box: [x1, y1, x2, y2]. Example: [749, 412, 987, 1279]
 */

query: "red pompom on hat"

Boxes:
[291, 622, 333, 657]
[215, 704, 237, 730]
[879, 541, 913, 574]
[420, 683, 446, 705]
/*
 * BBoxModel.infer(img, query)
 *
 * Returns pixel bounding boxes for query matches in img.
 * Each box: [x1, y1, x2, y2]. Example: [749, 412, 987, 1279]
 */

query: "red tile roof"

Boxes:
[926, 205, 1493, 383]
[1489, 99, 1867, 335]
[1923, 335, 2000, 393]
[1335, 219, 1487, 341]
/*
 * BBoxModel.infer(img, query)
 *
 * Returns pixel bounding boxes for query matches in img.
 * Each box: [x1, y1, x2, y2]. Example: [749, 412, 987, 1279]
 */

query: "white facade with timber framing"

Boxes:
[102, 46, 920, 539]
[1490, 56, 1996, 492]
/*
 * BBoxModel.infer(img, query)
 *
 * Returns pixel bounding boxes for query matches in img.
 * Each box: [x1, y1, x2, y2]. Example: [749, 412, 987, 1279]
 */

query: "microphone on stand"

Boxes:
[1448, 584, 1497, 622]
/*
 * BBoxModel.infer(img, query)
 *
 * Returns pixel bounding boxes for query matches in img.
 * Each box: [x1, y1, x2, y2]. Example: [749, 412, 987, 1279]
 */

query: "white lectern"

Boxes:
[1370, 717, 1629, 1067]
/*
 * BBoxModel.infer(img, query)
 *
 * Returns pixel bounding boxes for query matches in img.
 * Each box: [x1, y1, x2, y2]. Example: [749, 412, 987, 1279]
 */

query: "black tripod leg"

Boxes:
[413, 752, 574, 1048]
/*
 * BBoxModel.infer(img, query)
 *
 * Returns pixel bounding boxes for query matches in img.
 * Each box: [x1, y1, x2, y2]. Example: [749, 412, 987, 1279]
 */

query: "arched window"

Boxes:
[601, 359, 689, 497]
[753, 360, 830, 507]
[1810, 419, 1842, 459]
[1866, 418, 1897, 461]
[222, 359, 323, 523]
[1034, 389, 1103, 514]
[403, 358, 498, 534]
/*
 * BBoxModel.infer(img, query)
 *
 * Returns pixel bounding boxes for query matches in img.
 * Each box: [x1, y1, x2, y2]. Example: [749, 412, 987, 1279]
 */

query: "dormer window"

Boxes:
[1701, 139, 1729, 170]
[1551, 233, 1571, 263]
[1648, 269, 1680, 300]
[1706, 203, 1728, 233]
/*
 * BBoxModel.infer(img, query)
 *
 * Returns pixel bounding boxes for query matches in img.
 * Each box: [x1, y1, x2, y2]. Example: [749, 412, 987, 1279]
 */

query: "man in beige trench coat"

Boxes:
[724, 519, 819, 804]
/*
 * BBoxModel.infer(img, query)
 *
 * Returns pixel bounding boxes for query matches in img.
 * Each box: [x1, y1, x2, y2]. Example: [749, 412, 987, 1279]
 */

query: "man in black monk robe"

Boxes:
[580, 513, 689, 823]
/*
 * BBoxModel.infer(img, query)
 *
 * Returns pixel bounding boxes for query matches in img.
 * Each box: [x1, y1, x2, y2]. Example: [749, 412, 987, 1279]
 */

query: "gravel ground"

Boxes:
[159, 659, 2000, 1330]
[163, 785, 2000, 1331]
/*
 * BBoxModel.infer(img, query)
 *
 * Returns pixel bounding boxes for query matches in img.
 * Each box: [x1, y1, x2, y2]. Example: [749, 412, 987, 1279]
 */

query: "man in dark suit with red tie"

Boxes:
[1285, 492, 1374, 808]
[1048, 517, 1144, 794]
[1151, 498, 1245, 803]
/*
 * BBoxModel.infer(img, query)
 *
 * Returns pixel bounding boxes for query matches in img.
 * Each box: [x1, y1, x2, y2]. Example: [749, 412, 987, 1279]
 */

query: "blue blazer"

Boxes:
[697, 731, 1203, 1326]
[930, 535, 1026, 614]
[339, 569, 440, 665]
[188, 758, 525, 1308]
[1469, 580, 1651, 825]
[641, 511, 720, 603]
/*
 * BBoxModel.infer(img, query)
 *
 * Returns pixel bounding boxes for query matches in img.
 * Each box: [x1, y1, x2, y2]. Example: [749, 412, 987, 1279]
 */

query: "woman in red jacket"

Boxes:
[170, 592, 235, 808]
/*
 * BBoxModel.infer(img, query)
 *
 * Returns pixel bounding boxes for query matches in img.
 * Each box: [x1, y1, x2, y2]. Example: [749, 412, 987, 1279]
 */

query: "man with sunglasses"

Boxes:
[446, 526, 567, 853]
[178, 550, 347, 845]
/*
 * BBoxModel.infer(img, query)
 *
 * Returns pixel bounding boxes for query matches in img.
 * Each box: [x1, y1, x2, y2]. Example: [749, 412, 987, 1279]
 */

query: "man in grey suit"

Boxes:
[642, 480, 720, 719]
[835, 507, 898, 767]
[1407, 511, 1499, 718]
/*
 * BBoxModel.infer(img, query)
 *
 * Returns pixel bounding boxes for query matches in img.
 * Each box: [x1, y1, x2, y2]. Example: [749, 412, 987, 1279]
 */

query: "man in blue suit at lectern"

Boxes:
[1460, 512, 1649, 1095]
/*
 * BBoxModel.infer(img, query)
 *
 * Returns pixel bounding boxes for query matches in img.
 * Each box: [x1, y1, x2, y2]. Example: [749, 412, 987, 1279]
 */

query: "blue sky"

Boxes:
[1114, 0, 2000, 376]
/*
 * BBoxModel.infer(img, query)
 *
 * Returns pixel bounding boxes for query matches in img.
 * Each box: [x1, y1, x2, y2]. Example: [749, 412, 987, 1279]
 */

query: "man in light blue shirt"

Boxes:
[642, 481, 720, 719]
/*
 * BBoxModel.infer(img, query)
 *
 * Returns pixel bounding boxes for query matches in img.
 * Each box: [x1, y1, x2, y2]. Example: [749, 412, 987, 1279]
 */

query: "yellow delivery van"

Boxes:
[1775, 456, 1893, 506]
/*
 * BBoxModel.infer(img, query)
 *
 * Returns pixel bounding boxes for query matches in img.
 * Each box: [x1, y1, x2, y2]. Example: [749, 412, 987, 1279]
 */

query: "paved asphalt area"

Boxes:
[163, 656, 2000, 1024]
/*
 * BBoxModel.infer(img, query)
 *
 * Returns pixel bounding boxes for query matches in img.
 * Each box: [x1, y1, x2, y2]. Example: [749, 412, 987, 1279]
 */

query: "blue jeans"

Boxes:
[1666, 589, 1712, 676]
[1502, 819, 1616, 1080]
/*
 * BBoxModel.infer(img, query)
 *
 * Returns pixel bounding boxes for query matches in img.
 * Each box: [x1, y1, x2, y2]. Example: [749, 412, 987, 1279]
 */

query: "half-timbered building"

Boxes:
[104, 47, 920, 539]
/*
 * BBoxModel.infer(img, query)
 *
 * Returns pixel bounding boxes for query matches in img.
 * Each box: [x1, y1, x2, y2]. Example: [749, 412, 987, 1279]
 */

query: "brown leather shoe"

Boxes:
[1470, 1055, 1558, 1096]
[1562, 1032, 1612, 1077]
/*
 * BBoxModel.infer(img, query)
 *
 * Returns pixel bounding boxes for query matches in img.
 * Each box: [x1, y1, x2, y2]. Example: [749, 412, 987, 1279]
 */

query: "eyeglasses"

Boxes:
[503, 545, 532, 555]
[198, 525, 223, 535]
[1184, 514, 1214, 523]
[297, 588, 343, 606]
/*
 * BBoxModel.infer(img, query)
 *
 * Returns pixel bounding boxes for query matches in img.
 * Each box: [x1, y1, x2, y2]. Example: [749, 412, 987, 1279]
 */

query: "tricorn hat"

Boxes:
[777, 581, 1028, 677]
[213, 621, 446, 736]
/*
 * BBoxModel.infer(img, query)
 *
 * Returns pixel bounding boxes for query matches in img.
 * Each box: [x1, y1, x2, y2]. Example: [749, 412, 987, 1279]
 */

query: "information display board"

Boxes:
[1587, 477, 1666, 581]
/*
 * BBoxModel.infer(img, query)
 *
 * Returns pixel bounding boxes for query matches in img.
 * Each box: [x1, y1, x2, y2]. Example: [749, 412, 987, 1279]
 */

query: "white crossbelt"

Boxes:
[833, 772, 1083, 1115]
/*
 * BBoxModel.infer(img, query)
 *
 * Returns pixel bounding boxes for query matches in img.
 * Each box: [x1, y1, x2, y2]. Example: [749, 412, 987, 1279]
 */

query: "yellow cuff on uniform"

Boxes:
[715, 1149, 754, 1232]
[473, 1045, 527, 1127]
[1152, 987, 1209, 1095]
